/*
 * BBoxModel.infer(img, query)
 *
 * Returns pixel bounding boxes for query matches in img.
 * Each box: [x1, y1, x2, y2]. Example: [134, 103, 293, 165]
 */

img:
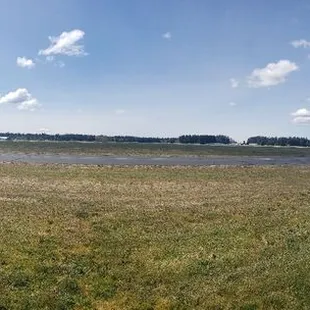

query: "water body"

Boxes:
[1, 153, 310, 166]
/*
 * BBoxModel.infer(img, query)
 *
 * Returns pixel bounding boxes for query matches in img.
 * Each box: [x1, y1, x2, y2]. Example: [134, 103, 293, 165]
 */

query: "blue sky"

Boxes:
[1, 0, 310, 141]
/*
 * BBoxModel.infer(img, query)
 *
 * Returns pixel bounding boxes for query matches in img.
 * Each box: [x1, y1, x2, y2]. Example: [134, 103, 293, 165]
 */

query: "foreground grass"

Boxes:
[1, 164, 310, 309]
[1, 140, 310, 157]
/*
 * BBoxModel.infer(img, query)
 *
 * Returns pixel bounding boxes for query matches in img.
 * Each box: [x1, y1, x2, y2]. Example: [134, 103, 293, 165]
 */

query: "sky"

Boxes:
[1, 0, 310, 141]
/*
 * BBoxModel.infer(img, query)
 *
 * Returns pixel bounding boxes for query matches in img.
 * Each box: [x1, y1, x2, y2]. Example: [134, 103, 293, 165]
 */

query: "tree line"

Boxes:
[0, 133, 232, 144]
[179, 135, 231, 144]
[247, 136, 310, 147]
[0, 133, 96, 142]
[1, 132, 310, 147]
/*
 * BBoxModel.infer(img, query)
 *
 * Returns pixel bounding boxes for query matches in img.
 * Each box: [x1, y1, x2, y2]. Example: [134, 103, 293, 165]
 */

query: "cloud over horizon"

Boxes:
[247, 60, 298, 88]
[0, 88, 40, 111]
[291, 108, 310, 124]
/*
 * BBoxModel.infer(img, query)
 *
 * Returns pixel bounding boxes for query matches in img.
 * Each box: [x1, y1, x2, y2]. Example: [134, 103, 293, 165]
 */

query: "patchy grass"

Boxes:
[1, 140, 310, 157]
[0, 164, 310, 309]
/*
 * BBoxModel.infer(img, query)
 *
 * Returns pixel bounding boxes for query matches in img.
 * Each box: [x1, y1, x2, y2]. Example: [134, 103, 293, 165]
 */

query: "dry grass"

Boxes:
[0, 164, 310, 309]
[1, 140, 310, 157]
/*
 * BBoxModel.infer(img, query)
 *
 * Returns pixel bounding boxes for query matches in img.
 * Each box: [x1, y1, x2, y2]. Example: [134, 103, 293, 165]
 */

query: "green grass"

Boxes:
[1, 140, 310, 157]
[1, 164, 310, 309]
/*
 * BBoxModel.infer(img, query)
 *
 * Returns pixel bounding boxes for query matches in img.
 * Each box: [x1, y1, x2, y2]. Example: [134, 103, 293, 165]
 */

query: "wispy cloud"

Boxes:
[0, 88, 40, 111]
[162, 32, 172, 40]
[291, 39, 310, 48]
[39, 29, 87, 56]
[16, 57, 35, 69]
[229, 102, 237, 107]
[55, 61, 65, 68]
[247, 60, 298, 88]
[115, 109, 125, 115]
[230, 78, 239, 88]
[46, 56, 54, 62]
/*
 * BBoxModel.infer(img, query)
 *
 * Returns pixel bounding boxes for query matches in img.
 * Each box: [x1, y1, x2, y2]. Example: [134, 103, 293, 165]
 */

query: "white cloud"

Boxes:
[16, 57, 35, 69]
[38, 29, 86, 56]
[292, 108, 310, 117]
[292, 116, 310, 124]
[115, 109, 125, 115]
[247, 60, 298, 88]
[162, 32, 172, 40]
[0, 88, 40, 111]
[291, 39, 310, 48]
[230, 78, 239, 88]
[17, 99, 40, 111]
[291, 108, 310, 123]
[229, 102, 237, 106]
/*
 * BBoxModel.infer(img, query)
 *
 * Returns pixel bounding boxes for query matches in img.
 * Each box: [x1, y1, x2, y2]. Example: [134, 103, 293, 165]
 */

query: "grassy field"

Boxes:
[1, 140, 310, 157]
[1, 164, 310, 309]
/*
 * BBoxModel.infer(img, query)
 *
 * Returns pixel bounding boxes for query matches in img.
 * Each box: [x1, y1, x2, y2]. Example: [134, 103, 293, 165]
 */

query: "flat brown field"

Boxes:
[1, 140, 310, 157]
[0, 164, 310, 309]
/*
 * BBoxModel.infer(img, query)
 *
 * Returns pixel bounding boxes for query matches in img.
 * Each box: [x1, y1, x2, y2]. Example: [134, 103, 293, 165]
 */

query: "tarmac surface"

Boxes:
[1, 153, 310, 166]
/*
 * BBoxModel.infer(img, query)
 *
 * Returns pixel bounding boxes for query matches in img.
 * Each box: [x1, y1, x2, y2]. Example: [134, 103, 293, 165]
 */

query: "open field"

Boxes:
[1, 140, 310, 157]
[1, 164, 310, 309]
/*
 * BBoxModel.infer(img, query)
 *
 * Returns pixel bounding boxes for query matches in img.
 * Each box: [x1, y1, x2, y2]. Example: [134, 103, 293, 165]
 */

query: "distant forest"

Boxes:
[247, 136, 310, 147]
[0, 132, 310, 147]
[0, 133, 233, 144]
